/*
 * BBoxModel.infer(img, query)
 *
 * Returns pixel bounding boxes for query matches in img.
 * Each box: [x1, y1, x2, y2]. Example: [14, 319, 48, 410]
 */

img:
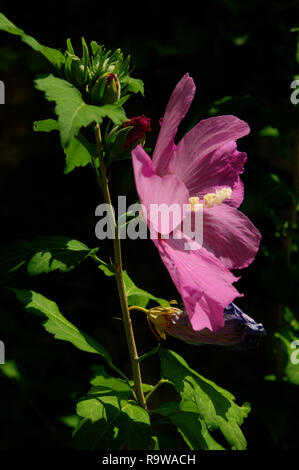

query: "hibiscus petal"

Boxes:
[202, 204, 261, 270]
[153, 233, 241, 331]
[132, 145, 189, 235]
[169, 116, 250, 186]
[152, 73, 196, 175]
[226, 176, 244, 209]
[173, 141, 247, 207]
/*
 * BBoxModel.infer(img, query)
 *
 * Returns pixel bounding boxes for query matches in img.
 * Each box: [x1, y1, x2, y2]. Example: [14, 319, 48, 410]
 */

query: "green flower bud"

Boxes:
[63, 52, 87, 86]
[90, 73, 121, 105]
[71, 57, 86, 86]
[106, 115, 151, 161]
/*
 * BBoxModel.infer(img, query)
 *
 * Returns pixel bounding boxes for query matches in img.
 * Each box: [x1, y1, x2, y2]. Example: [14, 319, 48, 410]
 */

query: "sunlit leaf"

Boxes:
[275, 312, 299, 385]
[156, 400, 224, 450]
[74, 366, 151, 449]
[11, 289, 111, 361]
[159, 348, 250, 450]
[35, 74, 126, 148]
[0, 235, 98, 281]
[0, 13, 65, 69]
[0, 12, 24, 35]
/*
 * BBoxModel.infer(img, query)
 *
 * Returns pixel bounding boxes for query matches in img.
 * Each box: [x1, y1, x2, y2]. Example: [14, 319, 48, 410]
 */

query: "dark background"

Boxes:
[0, 0, 298, 450]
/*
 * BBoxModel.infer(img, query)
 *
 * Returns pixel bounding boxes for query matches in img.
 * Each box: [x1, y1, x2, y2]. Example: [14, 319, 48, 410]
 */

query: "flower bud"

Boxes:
[70, 57, 86, 86]
[91, 72, 120, 105]
[63, 52, 87, 86]
[121, 115, 151, 149]
[106, 115, 151, 161]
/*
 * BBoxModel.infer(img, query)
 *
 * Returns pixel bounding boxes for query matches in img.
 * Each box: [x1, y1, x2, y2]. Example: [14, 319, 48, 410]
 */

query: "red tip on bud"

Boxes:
[122, 115, 151, 149]
[106, 73, 118, 87]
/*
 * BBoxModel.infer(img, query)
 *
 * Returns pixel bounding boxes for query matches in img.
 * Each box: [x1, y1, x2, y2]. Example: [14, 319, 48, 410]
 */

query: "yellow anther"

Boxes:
[203, 193, 217, 208]
[188, 196, 200, 212]
[204, 187, 232, 208]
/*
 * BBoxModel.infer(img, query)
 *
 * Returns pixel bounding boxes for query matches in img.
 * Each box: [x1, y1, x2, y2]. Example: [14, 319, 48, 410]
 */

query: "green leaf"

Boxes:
[11, 288, 111, 361]
[74, 367, 152, 450]
[27, 237, 98, 275]
[64, 132, 96, 174]
[156, 401, 224, 450]
[0, 12, 24, 35]
[59, 415, 81, 429]
[275, 324, 299, 385]
[259, 126, 280, 138]
[33, 119, 59, 132]
[123, 271, 167, 308]
[159, 348, 251, 450]
[21, 35, 65, 69]
[97, 262, 115, 277]
[0, 235, 98, 281]
[122, 76, 144, 96]
[35, 74, 126, 148]
[0, 359, 21, 381]
[0, 13, 65, 69]
[90, 365, 132, 398]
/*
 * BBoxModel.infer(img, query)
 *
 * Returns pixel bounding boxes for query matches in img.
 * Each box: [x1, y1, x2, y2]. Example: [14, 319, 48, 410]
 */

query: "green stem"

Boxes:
[145, 379, 170, 404]
[94, 123, 147, 409]
[136, 345, 160, 363]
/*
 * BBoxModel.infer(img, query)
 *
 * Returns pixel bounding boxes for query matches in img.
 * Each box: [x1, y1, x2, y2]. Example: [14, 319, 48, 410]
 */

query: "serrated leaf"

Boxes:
[123, 271, 167, 309]
[74, 367, 151, 450]
[11, 288, 111, 361]
[35, 74, 126, 147]
[0, 13, 65, 69]
[0, 235, 98, 281]
[156, 401, 224, 450]
[159, 348, 250, 450]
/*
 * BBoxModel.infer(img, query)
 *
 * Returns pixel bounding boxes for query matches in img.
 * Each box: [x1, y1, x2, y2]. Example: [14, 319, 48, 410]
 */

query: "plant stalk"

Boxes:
[94, 123, 147, 409]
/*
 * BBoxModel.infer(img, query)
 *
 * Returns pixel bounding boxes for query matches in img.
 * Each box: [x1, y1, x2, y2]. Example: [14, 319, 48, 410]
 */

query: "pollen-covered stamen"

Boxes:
[204, 187, 232, 208]
[188, 196, 201, 212]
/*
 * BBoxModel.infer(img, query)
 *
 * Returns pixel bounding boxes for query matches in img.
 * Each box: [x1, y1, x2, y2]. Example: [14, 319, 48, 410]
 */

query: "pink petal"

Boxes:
[226, 176, 245, 209]
[152, 74, 196, 176]
[153, 233, 241, 331]
[168, 116, 250, 188]
[202, 204, 261, 270]
[132, 145, 189, 235]
[173, 141, 247, 208]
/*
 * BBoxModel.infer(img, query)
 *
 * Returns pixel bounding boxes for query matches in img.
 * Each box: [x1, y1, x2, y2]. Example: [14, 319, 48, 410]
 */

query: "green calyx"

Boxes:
[90, 72, 121, 105]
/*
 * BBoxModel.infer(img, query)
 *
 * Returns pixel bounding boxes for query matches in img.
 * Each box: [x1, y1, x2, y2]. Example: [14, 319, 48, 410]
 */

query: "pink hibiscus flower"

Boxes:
[132, 74, 261, 332]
